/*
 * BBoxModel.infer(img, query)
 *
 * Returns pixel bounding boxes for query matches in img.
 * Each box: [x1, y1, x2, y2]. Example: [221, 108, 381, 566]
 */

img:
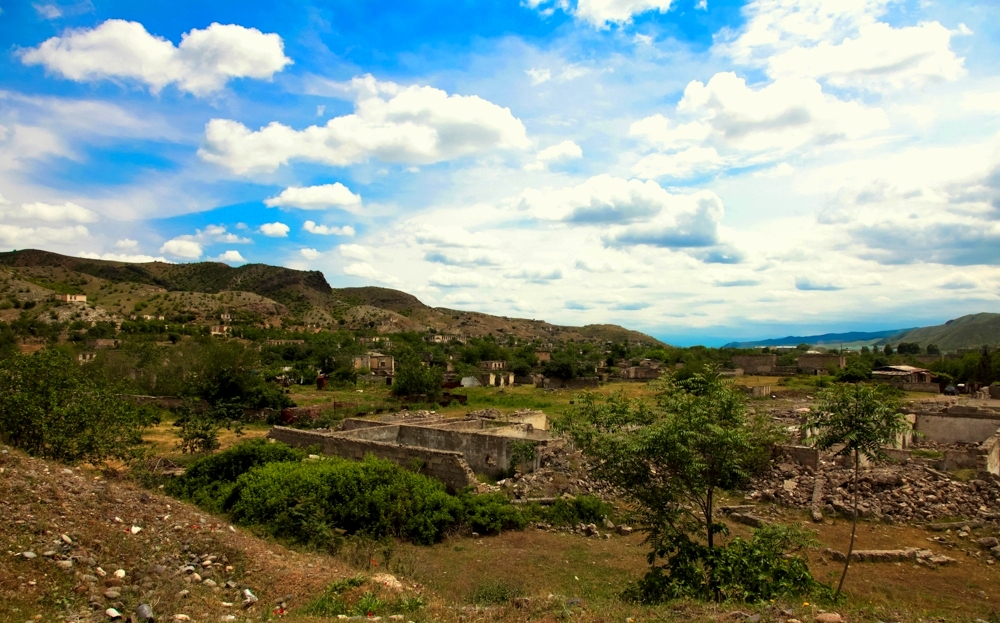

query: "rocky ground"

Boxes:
[0, 447, 424, 623]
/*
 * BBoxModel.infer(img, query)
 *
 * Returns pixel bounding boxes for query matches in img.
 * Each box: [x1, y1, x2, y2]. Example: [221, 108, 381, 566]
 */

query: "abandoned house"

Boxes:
[479, 360, 507, 371]
[873, 365, 939, 392]
[732, 354, 777, 375]
[621, 366, 661, 381]
[353, 351, 395, 376]
[268, 410, 552, 491]
[52, 293, 86, 303]
[87, 338, 121, 349]
[796, 354, 846, 374]
[535, 350, 552, 362]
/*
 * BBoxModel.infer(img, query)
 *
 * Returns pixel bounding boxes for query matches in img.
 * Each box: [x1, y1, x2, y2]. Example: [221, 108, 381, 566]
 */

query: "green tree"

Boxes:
[391, 349, 443, 397]
[926, 343, 941, 355]
[0, 350, 157, 464]
[882, 344, 894, 356]
[558, 373, 785, 601]
[801, 383, 908, 598]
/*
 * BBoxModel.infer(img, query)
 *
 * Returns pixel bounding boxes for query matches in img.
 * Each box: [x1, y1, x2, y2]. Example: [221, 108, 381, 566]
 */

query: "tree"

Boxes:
[391, 349, 443, 397]
[883, 344, 894, 356]
[0, 350, 157, 464]
[926, 343, 941, 355]
[801, 383, 908, 598]
[897, 342, 921, 355]
[558, 372, 786, 601]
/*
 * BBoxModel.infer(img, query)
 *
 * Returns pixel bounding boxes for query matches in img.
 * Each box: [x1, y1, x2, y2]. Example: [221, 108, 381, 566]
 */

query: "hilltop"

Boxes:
[0, 249, 663, 346]
[892, 313, 1000, 352]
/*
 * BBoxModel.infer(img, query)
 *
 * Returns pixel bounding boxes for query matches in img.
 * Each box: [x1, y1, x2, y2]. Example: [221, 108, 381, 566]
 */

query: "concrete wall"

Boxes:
[394, 425, 515, 476]
[732, 354, 776, 375]
[982, 433, 1000, 476]
[267, 426, 478, 492]
[797, 355, 846, 372]
[914, 412, 1000, 444]
[775, 444, 819, 470]
[900, 382, 940, 393]
[541, 377, 600, 389]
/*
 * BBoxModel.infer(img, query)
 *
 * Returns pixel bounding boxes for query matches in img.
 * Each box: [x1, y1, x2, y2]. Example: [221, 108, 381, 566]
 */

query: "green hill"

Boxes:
[0, 249, 664, 346]
[891, 313, 1000, 352]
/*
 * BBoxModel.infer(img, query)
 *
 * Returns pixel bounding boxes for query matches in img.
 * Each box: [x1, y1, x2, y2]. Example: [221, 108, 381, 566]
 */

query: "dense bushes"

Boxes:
[170, 440, 529, 546]
[0, 350, 157, 464]
[165, 438, 305, 511]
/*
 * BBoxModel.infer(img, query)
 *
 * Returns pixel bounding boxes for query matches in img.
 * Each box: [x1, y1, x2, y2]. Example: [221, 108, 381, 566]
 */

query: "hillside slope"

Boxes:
[892, 313, 1000, 351]
[0, 249, 664, 346]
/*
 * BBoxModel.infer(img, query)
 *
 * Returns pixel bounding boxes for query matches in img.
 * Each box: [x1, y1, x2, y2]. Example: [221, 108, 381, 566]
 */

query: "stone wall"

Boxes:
[900, 382, 940, 393]
[267, 426, 478, 492]
[732, 354, 777, 375]
[775, 444, 819, 470]
[913, 410, 1000, 444]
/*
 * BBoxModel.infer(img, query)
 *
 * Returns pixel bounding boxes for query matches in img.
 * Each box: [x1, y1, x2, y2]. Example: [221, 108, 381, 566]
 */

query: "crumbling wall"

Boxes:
[732, 354, 776, 375]
[981, 432, 1000, 476]
[267, 426, 477, 491]
[900, 382, 940, 393]
[394, 425, 515, 477]
[914, 411, 1000, 444]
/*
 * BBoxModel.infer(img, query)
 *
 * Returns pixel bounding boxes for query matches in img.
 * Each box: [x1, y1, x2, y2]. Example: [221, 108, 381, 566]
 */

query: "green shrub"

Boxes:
[624, 525, 829, 604]
[301, 576, 365, 616]
[471, 579, 524, 605]
[225, 456, 464, 545]
[0, 350, 157, 464]
[459, 492, 527, 534]
[534, 494, 611, 526]
[165, 439, 305, 512]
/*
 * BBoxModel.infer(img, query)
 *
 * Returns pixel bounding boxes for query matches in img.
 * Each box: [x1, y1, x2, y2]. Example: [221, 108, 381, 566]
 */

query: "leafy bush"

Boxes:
[459, 492, 527, 534]
[166, 438, 305, 512]
[471, 579, 525, 605]
[624, 525, 829, 604]
[532, 494, 611, 526]
[225, 456, 464, 545]
[0, 350, 157, 464]
[301, 576, 365, 616]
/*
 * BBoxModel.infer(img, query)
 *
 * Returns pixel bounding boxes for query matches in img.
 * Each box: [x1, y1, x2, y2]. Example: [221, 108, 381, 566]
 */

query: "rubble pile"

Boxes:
[491, 442, 615, 499]
[751, 459, 1000, 523]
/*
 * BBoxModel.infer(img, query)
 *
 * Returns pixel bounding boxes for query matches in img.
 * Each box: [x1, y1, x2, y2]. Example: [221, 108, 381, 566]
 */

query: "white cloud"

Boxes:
[0, 200, 96, 222]
[0, 224, 89, 247]
[767, 21, 964, 91]
[303, 221, 356, 236]
[505, 265, 563, 282]
[428, 269, 485, 288]
[199, 74, 530, 174]
[631, 72, 888, 177]
[34, 3, 63, 19]
[159, 238, 202, 259]
[79, 251, 167, 263]
[215, 250, 246, 263]
[20, 19, 291, 96]
[114, 238, 138, 249]
[717, 0, 964, 92]
[259, 222, 290, 237]
[265, 183, 362, 211]
[527, 0, 674, 28]
[338, 244, 373, 261]
[525, 140, 583, 171]
[518, 174, 698, 224]
[32, 1, 93, 20]
[343, 261, 399, 285]
[526, 68, 552, 85]
[300, 248, 322, 260]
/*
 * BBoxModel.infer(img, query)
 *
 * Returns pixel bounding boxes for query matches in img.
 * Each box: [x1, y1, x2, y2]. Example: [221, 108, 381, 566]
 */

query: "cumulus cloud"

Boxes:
[526, 68, 552, 85]
[338, 244, 373, 261]
[79, 251, 168, 263]
[259, 222, 290, 237]
[159, 238, 202, 259]
[425, 248, 508, 267]
[303, 221, 356, 236]
[300, 248, 322, 260]
[343, 261, 399, 285]
[525, 140, 583, 171]
[795, 276, 843, 291]
[0, 200, 97, 223]
[505, 266, 563, 283]
[114, 238, 138, 249]
[602, 191, 725, 249]
[717, 0, 964, 92]
[264, 183, 362, 211]
[20, 20, 291, 96]
[526, 0, 674, 28]
[0, 224, 89, 247]
[214, 250, 246, 263]
[200, 74, 530, 174]
[428, 269, 484, 288]
[631, 72, 888, 177]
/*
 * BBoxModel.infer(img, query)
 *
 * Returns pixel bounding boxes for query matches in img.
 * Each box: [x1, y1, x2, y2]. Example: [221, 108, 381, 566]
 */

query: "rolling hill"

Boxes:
[891, 313, 1000, 352]
[0, 249, 664, 346]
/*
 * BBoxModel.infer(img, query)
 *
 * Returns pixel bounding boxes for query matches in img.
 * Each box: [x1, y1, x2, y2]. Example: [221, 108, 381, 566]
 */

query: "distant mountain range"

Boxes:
[0, 249, 663, 346]
[725, 313, 1000, 352]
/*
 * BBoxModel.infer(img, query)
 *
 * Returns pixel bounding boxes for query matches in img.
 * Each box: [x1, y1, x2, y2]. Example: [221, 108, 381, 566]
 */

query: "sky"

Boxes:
[1, 0, 999, 345]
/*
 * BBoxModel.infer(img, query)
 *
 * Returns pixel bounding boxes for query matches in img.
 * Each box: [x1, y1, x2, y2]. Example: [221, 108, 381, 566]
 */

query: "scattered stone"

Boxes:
[203, 579, 217, 588]
[105, 608, 121, 620]
[176, 590, 189, 599]
[136, 604, 154, 621]
[977, 537, 999, 549]
[114, 569, 126, 579]
[172, 615, 190, 622]
[55, 560, 74, 570]
[21, 551, 37, 559]
[815, 614, 842, 623]
[61, 534, 73, 545]
[617, 526, 633, 536]
[131, 526, 143, 535]
[372, 574, 403, 591]
[242, 589, 258, 609]
[729, 513, 768, 528]
[103, 590, 121, 600]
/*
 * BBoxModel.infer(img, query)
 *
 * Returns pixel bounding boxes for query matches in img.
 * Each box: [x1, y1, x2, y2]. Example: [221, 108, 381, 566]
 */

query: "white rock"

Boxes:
[114, 569, 126, 579]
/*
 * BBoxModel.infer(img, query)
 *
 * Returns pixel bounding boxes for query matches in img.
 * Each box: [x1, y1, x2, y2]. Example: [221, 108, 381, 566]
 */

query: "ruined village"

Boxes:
[3, 252, 1000, 623]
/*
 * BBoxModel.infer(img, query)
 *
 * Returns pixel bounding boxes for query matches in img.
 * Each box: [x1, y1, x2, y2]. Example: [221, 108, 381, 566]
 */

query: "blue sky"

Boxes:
[1, 0, 999, 345]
